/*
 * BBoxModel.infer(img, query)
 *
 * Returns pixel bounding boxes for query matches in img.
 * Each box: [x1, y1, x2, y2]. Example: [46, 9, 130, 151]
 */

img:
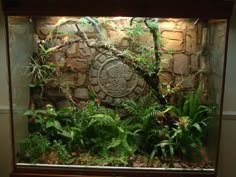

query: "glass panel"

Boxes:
[8, 16, 34, 152]
[8, 16, 227, 172]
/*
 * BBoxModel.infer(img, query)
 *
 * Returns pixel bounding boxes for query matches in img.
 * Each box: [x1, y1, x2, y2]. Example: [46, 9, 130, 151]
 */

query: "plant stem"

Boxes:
[143, 18, 165, 104]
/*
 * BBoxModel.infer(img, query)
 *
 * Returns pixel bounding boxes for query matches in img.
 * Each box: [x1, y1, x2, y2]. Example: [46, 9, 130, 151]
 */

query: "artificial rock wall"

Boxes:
[33, 17, 221, 108]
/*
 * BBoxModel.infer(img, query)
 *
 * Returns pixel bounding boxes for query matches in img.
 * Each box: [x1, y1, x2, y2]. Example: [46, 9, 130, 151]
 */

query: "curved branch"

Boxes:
[144, 18, 159, 64]
[85, 17, 102, 40]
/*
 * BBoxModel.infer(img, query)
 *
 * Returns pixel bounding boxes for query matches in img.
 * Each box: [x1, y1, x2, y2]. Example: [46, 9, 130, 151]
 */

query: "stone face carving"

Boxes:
[90, 52, 147, 105]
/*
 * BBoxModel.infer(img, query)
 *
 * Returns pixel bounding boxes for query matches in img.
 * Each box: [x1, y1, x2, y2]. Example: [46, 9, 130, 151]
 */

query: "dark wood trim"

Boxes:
[11, 170, 216, 177]
[10, 165, 216, 177]
[2, 0, 234, 18]
[4, 15, 17, 171]
[11, 173, 216, 177]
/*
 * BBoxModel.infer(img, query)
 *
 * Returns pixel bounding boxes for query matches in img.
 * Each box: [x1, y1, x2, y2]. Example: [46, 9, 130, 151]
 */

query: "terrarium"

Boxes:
[3, 0, 234, 177]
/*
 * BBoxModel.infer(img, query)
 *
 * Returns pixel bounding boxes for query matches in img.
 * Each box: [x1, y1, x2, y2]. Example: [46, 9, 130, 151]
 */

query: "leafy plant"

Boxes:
[148, 125, 175, 163]
[168, 86, 215, 159]
[51, 140, 71, 163]
[125, 21, 144, 37]
[27, 57, 57, 88]
[24, 105, 83, 151]
[17, 133, 50, 163]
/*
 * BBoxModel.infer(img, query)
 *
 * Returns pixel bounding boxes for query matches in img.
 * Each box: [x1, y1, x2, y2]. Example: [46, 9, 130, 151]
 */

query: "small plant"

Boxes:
[125, 21, 144, 37]
[168, 86, 215, 159]
[51, 140, 71, 163]
[24, 105, 83, 151]
[17, 133, 50, 163]
[27, 57, 57, 88]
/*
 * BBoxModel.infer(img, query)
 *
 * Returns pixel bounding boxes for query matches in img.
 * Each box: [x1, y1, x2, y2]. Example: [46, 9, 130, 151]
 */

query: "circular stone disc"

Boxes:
[89, 52, 147, 105]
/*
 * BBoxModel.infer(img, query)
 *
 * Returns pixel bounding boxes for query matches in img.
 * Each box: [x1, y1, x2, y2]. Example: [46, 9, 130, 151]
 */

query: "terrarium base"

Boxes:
[11, 171, 216, 177]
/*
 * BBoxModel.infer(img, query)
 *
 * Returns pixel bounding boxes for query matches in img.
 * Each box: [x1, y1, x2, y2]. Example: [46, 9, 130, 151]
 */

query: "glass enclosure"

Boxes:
[8, 16, 227, 172]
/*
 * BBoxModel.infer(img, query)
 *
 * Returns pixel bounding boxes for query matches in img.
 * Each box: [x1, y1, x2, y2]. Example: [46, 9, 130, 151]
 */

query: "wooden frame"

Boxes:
[3, 0, 234, 177]
[2, 0, 234, 18]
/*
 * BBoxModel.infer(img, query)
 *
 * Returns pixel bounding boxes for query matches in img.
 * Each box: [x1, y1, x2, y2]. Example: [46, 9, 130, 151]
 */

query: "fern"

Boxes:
[122, 91, 162, 122]
[88, 114, 117, 128]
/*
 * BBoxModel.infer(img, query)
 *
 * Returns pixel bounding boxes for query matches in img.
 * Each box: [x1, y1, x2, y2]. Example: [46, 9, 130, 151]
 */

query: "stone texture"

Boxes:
[190, 55, 199, 73]
[65, 58, 88, 71]
[77, 43, 92, 58]
[33, 17, 210, 108]
[106, 29, 127, 46]
[175, 76, 195, 88]
[93, 85, 100, 92]
[197, 23, 203, 44]
[38, 24, 54, 39]
[200, 56, 207, 73]
[78, 23, 96, 33]
[40, 26, 49, 35]
[77, 101, 88, 109]
[66, 43, 78, 57]
[89, 54, 146, 105]
[160, 54, 173, 72]
[137, 32, 153, 48]
[161, 31, 184, 52]
[90, 78, 98, 85]
[159, 72, 173, 85]
[186, 31, 197, 53]
[46, 88, 65, 97]
[201, 28, 208, 46]
[104, 96, 113, 103]
[90, 70, 98, 77]
[159, 21, 176, 29]
[162, 31, 183, 40]
[53, 52, 65, 67]
[77, 73, 87, 86]
[57, 100, 72, 109]
[120, 38, 130, 48]
[74, 88, 89, 99]
[54, 39, 63, 46]
[59, 24, 78, 33]
[97, 91, 106, 99]
[59, 73, 76, 85]
[176, 21, 195, 30]
[173, 54, 189, 74]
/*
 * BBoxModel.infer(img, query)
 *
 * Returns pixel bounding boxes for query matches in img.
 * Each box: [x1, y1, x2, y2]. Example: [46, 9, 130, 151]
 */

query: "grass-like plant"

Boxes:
[169, 86, 215, 159]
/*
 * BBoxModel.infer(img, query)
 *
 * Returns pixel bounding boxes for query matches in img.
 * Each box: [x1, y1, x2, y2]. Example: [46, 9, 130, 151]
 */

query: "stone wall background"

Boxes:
[32, 17, 226, 108]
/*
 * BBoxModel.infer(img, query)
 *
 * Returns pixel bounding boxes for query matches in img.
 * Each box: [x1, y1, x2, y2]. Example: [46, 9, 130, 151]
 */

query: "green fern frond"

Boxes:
[88, 114, 115, 128]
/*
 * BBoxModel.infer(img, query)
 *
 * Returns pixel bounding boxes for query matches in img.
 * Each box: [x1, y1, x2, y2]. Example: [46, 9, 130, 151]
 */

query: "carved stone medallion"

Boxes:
[89, 52, 147, 105]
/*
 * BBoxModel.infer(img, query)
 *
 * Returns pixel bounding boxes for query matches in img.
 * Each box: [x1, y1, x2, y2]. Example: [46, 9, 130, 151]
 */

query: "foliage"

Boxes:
[125, 21, 144, 37]
[146, 86, 215, 162]
[20, 86, 214, 165]
[121, 91, 174, 161]
[78, 18, 90, 26]
[17, 133, 50, 163]
[51, 140, 71, 163]
[74, 101, 140, 165]
[24, 105, 82, 151]
[121, 18, 162, 77]
[27, 57, 57, 88]
[17, 132, 71, 163]
[20, 17, 215, 167]
[169, 87, 215, 159]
